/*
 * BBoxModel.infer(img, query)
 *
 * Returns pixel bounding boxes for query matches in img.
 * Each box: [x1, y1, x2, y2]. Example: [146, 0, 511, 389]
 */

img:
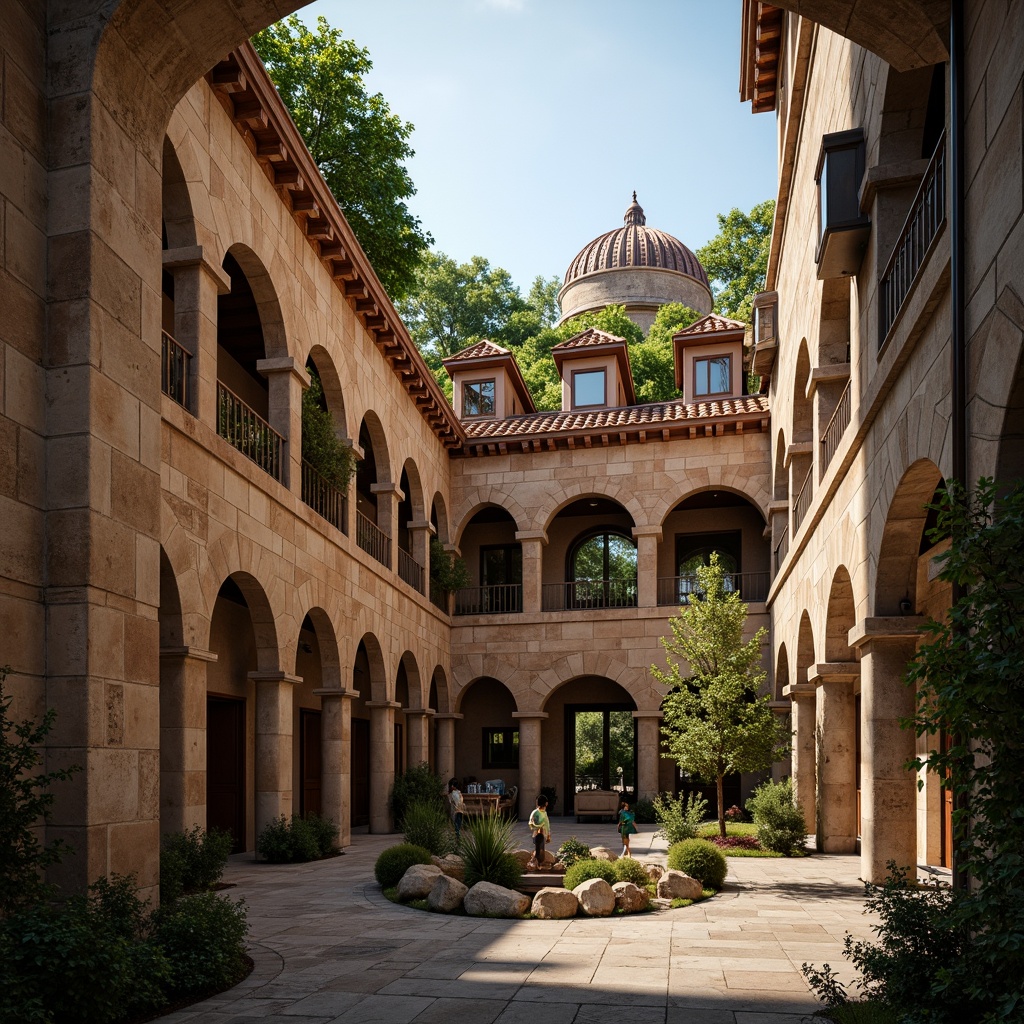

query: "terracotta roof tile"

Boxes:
[551, 327, 627, 352]
[675, 314, 748, 335]
[443, 339, 511, 363]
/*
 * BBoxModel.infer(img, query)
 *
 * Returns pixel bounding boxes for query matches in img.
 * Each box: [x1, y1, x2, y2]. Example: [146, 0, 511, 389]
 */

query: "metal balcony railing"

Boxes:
[216, 382, 283, 481]
[879, 132, 947, 343]
[542, 578, 638, 611]
[820, 381, 852, 472]
[161, 331, 190, 409]
[657, 571, 770, 606]
[792, 468, 813, 535]
[774, 524, 790, 575]
[301, 459, 348, 535]
[430, 583, 451, 614]
[398, 547, 425, 593]
[356, 509, 390, 567]
[453, 584, 523, 616]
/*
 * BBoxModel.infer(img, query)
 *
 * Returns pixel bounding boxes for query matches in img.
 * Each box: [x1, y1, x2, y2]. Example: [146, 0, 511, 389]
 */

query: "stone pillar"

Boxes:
[513, 712, 547, 818]
[407, 519, 435, 591]
[405, 708, 433, 770]
[159, 646, 217, 836]
[434, 713, 461, 782]
[633, 712, 663, 799]
[809, 663, 860, 853]
[162, 246, 230, 424]
[632, 527, 661, 608]
[787, 442, 813, 537]
[371, 482, 403, 569]
[515, 531, 547, 613]
[257, 357, 309, 491]
[366, 700, 400, 833]
[767, 500, 789, 572]
[250, 671, 301, 841]
[314, 687, 359, 849]
[850, 618, 923, 882]
[785, 682, 817, 833]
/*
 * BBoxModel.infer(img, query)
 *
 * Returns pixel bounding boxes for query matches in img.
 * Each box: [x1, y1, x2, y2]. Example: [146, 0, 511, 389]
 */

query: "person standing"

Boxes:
[527, 794, 551, 870]
[617, 799, 638, 857]
[448, 778, 466, 840]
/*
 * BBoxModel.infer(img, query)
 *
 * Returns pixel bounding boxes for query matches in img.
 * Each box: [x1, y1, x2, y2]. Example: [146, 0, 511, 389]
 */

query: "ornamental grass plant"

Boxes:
[459, 812, 522, 890]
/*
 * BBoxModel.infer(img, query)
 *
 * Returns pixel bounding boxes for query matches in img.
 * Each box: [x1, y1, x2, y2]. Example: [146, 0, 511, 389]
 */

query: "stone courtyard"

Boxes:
[158, 823, 874, 1024]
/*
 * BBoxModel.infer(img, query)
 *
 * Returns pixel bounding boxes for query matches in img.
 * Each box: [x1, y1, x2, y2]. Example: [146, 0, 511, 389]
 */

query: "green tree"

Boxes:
[696, 200, 774, 323]
[631, 303, 703, 404]
[301, 365, 354, 489]
[653, 555, 785, 837]
[253, 15, 432, 300]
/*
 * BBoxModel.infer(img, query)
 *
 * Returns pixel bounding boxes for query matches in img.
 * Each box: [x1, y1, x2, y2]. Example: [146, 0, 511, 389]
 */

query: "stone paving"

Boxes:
[158, 821, 875, 1024]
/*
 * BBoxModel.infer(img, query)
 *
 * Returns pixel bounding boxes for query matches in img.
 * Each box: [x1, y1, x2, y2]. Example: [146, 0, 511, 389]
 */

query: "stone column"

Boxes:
[434, 713, 462, 782]
[250, 670, 301, 840]
[257, 357, 309, 491]
[809, 663, 860, 853]
[366, 700, 400, 833]
[850, 618, 923, 882]
[405, 708, 433, 770]
[512, 712, 547, 818]
[633, 712, 663, 799]
[515, 531, 547, 613]
[314, 687, 359, 849]
[371, 482, 403, 569]
[632, 527, 662, 608]
[767, 500, 789, 571]
[406, 519, 435, 592]
[159, 646, 217, 836]
[785, 682, 817, 832]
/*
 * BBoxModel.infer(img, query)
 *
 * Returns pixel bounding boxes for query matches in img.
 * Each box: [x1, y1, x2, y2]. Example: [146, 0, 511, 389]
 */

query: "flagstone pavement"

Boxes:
[157, 821, 875, 1024]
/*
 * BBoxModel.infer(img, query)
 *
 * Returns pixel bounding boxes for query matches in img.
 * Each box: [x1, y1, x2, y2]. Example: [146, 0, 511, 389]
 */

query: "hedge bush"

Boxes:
[613, 857, 651, 886]
[563, 858, 617, 891]
[653, 791, 708, 845]
[160, 825, 233, 904]
[256, 814, 339, 863]
[667, 839, 728, 889]
[374, 843, 433, 888]
[746, 779, 807, 855]
[555, 836, 591, 868]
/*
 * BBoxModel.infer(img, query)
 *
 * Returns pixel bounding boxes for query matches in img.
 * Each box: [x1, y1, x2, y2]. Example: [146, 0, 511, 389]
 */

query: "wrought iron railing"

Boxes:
[820, 380, 852, 472]
[216, 382, 283, 481]
[398, 547, 425, 593]
[430, 583, 451, 614]
[453, 584, 523, 616]
[657, 571, 770, 606]
[356, 509, 390, 567]
[542, 578, 638, 611]
[301, 459, 348, 534]
[879, 132, 946, 342]
[161, 331, 190, 409]
[792, 468, 813, 535]
[774, 524, 790, 574]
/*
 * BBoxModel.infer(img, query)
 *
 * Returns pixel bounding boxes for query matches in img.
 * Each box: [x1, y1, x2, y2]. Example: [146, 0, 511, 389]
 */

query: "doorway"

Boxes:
[564, 704, 637, 814]
[299, 709, 322, 817]
[207, 694, 245, 852]
[351, 717, 371, 827]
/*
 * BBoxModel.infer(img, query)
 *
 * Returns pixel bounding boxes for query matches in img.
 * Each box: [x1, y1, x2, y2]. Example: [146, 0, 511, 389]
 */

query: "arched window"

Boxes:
[676, 533, 740, 603]
[567, 530, 637, 608]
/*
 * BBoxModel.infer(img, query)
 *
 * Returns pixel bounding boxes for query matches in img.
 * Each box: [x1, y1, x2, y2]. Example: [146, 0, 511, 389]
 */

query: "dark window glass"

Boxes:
[483, 727, 519, 769]
[463, 379, 495, 417]
[675, 530, 742, 601]
[694, 356, 731, 397]
[481, 545, 522, 586]
[567, 530, 637, 608]
[573, 369, 606, 407]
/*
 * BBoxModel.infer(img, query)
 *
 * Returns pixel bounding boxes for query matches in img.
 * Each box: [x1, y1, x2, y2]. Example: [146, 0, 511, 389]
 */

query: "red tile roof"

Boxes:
[551, 327, 626, 351]
[443, 339, 512, 363]
[675, 314, 747, 336]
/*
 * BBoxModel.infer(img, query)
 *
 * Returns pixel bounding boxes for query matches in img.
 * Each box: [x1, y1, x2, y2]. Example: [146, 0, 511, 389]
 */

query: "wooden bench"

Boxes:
[574, 790, 621, 823]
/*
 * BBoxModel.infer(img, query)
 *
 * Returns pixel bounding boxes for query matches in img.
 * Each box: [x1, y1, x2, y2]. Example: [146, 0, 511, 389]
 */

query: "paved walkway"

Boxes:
[159, 822, 874, 1024]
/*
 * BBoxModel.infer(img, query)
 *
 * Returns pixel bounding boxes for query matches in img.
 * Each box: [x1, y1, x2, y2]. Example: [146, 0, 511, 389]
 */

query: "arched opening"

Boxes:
[355, 414, 392, 567]
[397, 463, 425, 593]
[455, 677, 520, 800]
[773, 642, 792, 781]
[775, 642, 790, 702]
[791, 610, 817, 834]
[350, 634, 387, 830]
[996, 348, 1024, 484]
[429, 494, 450, 612]
[302, 348, 350, 534]
[454, 505, 522, 614]
[791, 340, 814, 533]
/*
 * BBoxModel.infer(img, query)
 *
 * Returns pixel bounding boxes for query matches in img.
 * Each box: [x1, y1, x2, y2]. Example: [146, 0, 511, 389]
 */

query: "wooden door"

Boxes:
[300, 709, 322, 817]
[207, 695, 245, 852]
[351, 717, 370, 827]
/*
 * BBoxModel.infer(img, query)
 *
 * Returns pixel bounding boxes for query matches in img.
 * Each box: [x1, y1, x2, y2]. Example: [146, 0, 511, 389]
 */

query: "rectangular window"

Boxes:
[483, 727, 519, 769]
[463, 379, 495, 417]
[694, 355, 731, 397]
[572, 368, 606, 408]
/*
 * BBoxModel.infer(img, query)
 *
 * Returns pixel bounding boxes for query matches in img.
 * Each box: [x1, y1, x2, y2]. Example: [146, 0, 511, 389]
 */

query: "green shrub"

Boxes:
[746, 778, 807, 855]
[613, 857, 650, 886]
[459, 812, 521, 889]
[403, 799, 455, 855]
[390, 762, 447, 829]
[555, 836, 591, 868]
[667, 839, 728, 889]
[256, 814, 339, 863]
[633, 797, 656, 824]
[151, 891, 249, 998]
[303, 813, 340, 857]
[563, 858, 617, 891]
[288, 816, 323, 862]
[653, 791, 708, 845]
[160, 825, 233, 904]
[256, 815, 294, 863]
[374, 843, 433, 887]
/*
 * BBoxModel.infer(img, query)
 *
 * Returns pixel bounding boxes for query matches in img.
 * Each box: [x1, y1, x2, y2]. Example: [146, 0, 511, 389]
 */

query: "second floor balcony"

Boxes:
[543, 577, 638, 611]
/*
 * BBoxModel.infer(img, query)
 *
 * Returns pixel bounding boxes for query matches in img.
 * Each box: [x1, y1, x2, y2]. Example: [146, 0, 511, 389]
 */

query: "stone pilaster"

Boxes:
[515, 531, 547, 613]
[366, 700, 401, 833]
[249, 670, 300, 839]
[632, 526, 662, 608]
[434, 713, 462, 782]
[256, 356, 309, 491]
[784, 682, 817, 832]
[512, 712, 547, 818]
[371, 482, 403, 568]
[313, 687, 359, 849]
[406, 519, 435, 588]
[405, 707, 433, 770]
[633, 711, 663, 798]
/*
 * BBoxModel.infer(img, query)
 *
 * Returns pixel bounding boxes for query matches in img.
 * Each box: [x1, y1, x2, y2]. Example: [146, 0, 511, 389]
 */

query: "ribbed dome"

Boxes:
[564, 193, 709, 288]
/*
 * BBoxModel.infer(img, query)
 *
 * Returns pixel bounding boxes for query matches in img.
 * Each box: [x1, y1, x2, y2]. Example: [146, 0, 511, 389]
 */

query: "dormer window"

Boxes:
[462, 379, 495, 418]
[694, 355, 731, 397]
[573, 368, 606, 408]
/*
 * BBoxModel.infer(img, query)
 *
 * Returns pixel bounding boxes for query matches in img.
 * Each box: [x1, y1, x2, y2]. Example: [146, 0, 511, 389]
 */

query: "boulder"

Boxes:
[397, 863, 442, 901]
[540, 849, 556, 867]
[431, 854, 466, 881]
[612, 881, 649, 913]
[464, 881, 530, 918]
[511, 849, 533, 869]
[589, 846, 619, 862]
[427, 873, 468, 913]
[531, 887, 579, 919]
[573, 877, 616, 917]
[657, 870, 703, 901]
[644, 863, 664, 882]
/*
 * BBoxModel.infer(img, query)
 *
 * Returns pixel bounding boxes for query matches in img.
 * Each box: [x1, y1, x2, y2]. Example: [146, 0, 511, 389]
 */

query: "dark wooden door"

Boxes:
[300, 709, 322, 817]
[351, 717, 370, 827]
[207, 695, 245, 853]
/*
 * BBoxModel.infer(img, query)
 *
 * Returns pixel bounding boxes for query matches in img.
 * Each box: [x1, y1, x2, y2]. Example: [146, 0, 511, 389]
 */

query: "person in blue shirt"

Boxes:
[617, 799, 638, 857]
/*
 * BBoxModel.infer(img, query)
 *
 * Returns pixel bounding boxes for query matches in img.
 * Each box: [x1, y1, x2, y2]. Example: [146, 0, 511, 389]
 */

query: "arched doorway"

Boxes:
[455, 677, 520, 798]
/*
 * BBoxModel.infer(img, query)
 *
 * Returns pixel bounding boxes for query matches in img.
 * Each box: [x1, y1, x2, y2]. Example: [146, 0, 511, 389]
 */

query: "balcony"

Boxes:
[542, 578, 638, 612]
[217, 382, 283, 481]
[453, 584, 523, 616]
[657, 571, 770, 606]
[161, 331, 191, 409]
[301, 459, 348, 535]
[356, 509, 390, 567]
[774, 524, 790, 574]
[398, 547, 425, 593]
[820, 380, 852, 472]
[792, 468, 813, 535]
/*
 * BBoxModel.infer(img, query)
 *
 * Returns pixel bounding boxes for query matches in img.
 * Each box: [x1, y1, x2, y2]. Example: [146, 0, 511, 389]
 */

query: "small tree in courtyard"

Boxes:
[653, 555, 786, 838]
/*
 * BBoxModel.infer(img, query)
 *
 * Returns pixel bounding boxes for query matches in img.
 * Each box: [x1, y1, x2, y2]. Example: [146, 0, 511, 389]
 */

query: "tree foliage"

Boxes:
[653, 555, 785, 837]
[301, 365, 354, 489]
[253, 15, 432, 300]
[696, 200, 774, 323]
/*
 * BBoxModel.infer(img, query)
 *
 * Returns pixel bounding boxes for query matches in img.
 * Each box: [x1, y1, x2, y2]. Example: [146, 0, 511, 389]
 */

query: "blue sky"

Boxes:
[302, 0, 778, 292]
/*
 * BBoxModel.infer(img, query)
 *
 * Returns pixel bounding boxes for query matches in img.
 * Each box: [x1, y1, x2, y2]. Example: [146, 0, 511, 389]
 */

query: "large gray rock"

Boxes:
[612, 880, 649, 913]
[431, 854, 466, 881]
[644, 863, 664, 882]
[397, 863, 442, 901]
[531, 887, 579, 919]
[657, 870, 703, 901]
[573, 877, 616, 917]
[463, 881, 530, 918]
[589, 846, 619, 862]
[427, 873, 468, 913]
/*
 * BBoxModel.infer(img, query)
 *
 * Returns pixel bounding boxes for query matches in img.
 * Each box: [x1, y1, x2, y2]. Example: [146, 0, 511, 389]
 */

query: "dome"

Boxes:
[563, 193, 710, 289]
